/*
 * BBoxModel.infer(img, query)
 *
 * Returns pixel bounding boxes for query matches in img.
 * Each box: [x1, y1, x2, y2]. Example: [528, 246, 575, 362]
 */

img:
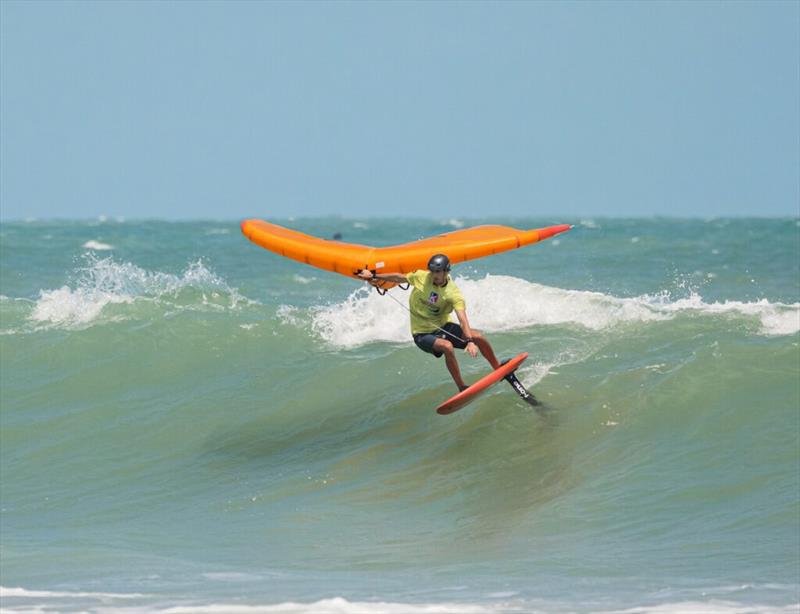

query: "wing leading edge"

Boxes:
[241, 219, 572, 284]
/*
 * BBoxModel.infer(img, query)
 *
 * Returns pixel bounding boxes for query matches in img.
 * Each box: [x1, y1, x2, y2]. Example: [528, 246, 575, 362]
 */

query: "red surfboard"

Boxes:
[436, 352, 528, 415]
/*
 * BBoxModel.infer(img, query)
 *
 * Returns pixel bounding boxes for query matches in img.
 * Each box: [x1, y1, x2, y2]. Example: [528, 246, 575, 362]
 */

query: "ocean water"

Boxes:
[0, 217, 798, 614]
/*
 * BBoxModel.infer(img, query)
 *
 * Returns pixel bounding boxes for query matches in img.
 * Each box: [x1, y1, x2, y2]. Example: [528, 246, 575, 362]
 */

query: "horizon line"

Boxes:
[2, 213, 799, 223]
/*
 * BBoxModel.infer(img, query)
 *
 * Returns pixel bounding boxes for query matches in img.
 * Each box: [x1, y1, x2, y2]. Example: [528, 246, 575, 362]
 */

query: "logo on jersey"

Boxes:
[428, 292, 439, 304]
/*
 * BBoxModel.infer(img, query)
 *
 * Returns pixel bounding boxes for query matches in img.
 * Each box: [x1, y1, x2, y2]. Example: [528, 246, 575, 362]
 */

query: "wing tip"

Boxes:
[241, 219, 257, 238]
[537, 224, 573, 241]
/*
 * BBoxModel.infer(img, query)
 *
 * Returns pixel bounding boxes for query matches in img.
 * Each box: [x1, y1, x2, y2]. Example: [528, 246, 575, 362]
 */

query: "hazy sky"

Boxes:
[1, 0, 798, 220]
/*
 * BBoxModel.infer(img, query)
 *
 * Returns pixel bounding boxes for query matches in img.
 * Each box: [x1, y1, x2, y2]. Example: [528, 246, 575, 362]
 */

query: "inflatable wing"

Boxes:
[241, 219, 571, 288]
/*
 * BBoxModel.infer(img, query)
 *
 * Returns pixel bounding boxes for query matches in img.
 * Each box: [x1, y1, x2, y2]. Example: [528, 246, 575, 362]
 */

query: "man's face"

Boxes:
[431, 269, 448, 285]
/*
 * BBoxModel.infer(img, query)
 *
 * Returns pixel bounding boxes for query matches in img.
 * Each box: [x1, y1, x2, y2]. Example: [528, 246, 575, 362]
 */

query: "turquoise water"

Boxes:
[1, 217, 798, 613]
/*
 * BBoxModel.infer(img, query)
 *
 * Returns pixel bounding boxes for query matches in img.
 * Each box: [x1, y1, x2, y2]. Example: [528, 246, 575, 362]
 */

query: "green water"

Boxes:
[1, 217, 798, 613]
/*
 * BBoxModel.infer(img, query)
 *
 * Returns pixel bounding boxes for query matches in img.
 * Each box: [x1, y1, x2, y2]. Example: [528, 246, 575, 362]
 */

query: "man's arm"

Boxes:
[455, 309, 478, 357]
[357, 270, 408, 284]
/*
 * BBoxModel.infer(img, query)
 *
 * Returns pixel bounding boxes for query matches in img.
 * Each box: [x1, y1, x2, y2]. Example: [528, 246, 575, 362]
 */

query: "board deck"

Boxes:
[435, 352, 528, 415]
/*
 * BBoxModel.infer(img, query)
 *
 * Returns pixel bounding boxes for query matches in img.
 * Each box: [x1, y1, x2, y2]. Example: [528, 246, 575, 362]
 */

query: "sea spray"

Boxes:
[303, 274, 799, 350]
[25, 254, 255, 330]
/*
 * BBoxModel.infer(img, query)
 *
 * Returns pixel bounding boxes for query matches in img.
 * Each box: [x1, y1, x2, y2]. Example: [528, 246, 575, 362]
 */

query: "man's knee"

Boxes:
[434, 339, 455, 354]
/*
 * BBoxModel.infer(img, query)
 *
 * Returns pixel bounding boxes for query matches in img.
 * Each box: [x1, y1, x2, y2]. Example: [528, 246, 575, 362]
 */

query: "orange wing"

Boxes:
[241, 219, 572, 287]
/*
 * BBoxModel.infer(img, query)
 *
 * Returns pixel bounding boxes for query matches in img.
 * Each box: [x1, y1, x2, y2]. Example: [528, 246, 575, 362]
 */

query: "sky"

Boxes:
[1, 0, 798, 221]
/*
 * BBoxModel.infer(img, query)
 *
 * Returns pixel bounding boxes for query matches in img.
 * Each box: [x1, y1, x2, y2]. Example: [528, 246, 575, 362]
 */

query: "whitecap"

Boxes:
[28, 255, 253, 330]
[595, 600, 799, 614]
[309, 286, 408, 347]
[30, 284, 133, 327]
[651, 294, 800, 336]
[304, 274, 799, 349]
[82, 239, 114, 250]
[101, 596, 499, 613]
[0, 586, 145, 599]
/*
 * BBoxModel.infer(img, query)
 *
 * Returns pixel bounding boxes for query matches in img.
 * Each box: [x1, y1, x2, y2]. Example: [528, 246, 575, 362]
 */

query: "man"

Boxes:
[358, 254, 500, 391]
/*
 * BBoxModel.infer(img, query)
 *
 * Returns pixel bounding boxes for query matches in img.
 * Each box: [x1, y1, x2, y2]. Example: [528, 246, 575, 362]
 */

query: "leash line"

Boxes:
[382, 287, 468, 345]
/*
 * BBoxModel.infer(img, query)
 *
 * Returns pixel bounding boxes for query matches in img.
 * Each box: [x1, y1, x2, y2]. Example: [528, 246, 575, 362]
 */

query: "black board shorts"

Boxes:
[413, 323, 467, 357]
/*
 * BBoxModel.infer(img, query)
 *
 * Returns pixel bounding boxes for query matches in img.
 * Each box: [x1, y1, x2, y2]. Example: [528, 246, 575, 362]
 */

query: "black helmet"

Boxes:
[427, 253, 451, 272]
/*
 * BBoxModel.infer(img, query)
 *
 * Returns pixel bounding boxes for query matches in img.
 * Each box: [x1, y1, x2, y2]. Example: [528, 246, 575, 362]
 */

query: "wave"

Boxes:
[597, 602, 799, 614]
[646, 293, 800, 336]
[0, 589, 501, 613]
[0, 586, 146, 600]
[1, 587, 796, 614]
[25, 254, 254, 330]
[305, 275, 800, 349]
[8, 266, 799, 341]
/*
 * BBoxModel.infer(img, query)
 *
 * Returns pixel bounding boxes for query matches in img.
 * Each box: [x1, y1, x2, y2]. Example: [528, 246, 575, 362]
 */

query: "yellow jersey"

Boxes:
[405, 270, 466, 335]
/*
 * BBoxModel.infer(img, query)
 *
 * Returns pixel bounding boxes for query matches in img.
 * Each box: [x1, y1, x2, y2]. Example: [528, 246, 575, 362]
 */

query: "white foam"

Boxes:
[30, 284, 134, 327]
[277, 304, 304, 327]
[310, 287, 408, 347]
[0, 585, 145, 599]
[647, 294, 800, 336]
[448, 275, 668, 333]
[0, 589, 506, 614]
[83, 240, 114, 250]
[596, 601, 799, 614]
[109, 597, 500, 614]
[28, 255, 251, 330]
[305, 275, 799, 349]
[516, 346, 595, 388]
[2, 588, 793, 614]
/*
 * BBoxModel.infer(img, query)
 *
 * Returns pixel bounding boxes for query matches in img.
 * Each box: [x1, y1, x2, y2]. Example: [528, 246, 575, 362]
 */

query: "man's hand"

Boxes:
[465, 341, 478, 358]
[358, 271, 409, 284]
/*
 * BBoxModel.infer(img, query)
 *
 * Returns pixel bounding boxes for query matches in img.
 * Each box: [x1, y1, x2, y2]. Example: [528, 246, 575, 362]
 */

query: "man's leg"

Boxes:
[470, 330, 500, 370]
[433, 338, 468, 391]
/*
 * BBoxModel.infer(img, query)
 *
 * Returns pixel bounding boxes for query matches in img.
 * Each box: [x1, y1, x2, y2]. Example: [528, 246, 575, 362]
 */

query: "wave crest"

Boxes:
[28, 254, 252, 330]
[305, 275, 799, 349]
